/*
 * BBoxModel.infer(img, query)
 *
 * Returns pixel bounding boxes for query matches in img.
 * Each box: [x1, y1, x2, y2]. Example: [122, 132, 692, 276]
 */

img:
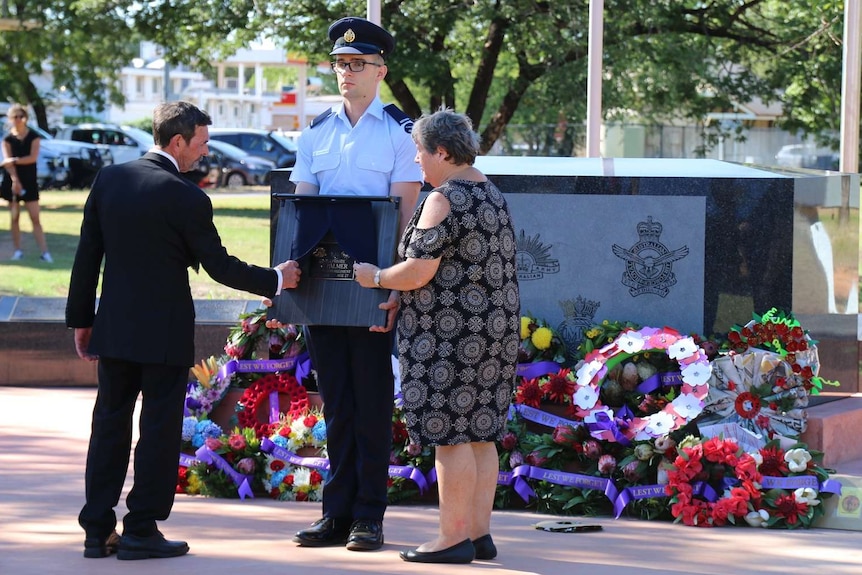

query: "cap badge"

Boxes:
[344, 28, 356, 43]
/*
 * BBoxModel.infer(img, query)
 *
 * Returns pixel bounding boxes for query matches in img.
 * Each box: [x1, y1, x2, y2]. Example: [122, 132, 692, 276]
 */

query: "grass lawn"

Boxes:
[0, 188, 272, 299]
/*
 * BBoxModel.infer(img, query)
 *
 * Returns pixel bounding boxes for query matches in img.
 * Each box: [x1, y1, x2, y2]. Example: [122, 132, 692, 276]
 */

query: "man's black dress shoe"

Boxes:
[117, 532, 189, 560]
[473, 534, 497, 560]
[293, 517, 351, 547]
[83, 530, 120, 558]
[399, 539, 475, 564]
[346, 519, 384, 551]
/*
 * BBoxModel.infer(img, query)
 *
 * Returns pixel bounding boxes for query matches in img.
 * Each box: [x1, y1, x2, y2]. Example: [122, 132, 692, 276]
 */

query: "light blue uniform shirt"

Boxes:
[290, 97, 422, 196]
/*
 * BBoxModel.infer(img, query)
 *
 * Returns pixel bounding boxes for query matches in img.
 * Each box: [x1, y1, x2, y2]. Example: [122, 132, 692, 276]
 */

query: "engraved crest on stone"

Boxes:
[611, 216, 689, 297]
[557, 296, 601, 353]
[515, 230, 559, 281]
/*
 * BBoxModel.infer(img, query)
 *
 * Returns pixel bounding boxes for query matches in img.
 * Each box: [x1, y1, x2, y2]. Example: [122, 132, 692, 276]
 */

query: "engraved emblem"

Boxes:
[310, 242, 355, 280]
[344, 28, 356, 43]
[515, 230, 559, 281]
[557, 296, 601, 352]
[612, 216, 688, 297]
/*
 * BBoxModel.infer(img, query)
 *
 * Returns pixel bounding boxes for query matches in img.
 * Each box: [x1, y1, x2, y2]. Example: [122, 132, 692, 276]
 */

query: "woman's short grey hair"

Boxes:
[412, 109, 480, 166]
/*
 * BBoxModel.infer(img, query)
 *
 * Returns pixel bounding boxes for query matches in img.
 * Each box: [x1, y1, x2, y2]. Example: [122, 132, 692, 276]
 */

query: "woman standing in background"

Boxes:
[2, 103, 52, 262]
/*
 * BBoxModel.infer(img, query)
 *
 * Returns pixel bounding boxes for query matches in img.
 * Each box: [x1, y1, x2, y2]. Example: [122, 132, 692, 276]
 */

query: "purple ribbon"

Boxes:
[194, 446, 254, 499]
[268, 391, 280, 424]
[512, 404, 582, 430]
[586, 411, 631, 446]
[293, 351, 312, 386]
[496, 466, 537, 502]
[178, 452, 199, 468]
[613, 484, 668, 517]
[761, 475, 842, 495]
[636, 371, 683, 394]
[691, 481, 719, 502]
[260, 438, 330, 471]
[388, 465, 429, 494]
[517, 361, 562, 379]
[217, 357, 298, 382]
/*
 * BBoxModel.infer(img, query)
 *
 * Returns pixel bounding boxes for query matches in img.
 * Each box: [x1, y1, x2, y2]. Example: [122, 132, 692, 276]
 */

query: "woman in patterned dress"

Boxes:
[354, 109, 519, 564]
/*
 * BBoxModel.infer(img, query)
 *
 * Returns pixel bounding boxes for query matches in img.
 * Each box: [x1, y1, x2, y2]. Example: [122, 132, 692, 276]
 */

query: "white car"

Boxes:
[55, 123, 152, 164]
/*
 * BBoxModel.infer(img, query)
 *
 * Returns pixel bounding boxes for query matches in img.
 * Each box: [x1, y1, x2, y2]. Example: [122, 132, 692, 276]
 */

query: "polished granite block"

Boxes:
[273, 159, 859, 392]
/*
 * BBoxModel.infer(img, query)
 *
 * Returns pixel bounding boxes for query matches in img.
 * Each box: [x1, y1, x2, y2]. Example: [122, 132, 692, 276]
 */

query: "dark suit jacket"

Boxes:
[66, 152, 277, 367]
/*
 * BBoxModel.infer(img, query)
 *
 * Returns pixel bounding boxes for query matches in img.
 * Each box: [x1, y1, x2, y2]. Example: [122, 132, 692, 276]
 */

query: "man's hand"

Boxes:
[74, 328, 98, 362]
[369, 290, 400, 333]
[275, 260, 301, 289]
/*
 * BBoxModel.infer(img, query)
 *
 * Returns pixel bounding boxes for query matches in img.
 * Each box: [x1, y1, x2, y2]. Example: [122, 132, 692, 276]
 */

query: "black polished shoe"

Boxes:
[345, 519, 384, 551]
[293, 517, 351, 547]
[83, 530, 120, 558]
[400, 539, 475, 564]
[473, 534, 497, 560]
[117, 531, 189, 560]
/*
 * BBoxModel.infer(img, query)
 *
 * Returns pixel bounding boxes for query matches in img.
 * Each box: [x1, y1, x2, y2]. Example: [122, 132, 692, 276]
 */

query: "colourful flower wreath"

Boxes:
[262, 411, 327, 501]
[574, 326, 712, 441]
[237, 373, 310, 438]
[666, 436, 762, 527]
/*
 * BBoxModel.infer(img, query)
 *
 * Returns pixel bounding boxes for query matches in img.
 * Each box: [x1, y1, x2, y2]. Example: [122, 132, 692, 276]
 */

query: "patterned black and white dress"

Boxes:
[397, 178, 520, 447]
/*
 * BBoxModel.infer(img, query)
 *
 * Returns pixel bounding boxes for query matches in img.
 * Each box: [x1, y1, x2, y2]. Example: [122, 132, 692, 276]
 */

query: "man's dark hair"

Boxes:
[152, 101, 212, 146]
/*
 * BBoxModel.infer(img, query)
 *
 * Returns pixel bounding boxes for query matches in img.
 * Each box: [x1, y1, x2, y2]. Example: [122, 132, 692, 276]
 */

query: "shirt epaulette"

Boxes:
[310, 108, 333, 129]
[383, 104, 413, 134]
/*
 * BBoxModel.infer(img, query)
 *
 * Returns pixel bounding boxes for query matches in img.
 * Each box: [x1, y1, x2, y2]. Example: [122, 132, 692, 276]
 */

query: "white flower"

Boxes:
[573, 385, 600, 410]
[748, 451, 763, 467]
[794, 487, 820, 506]
[668, 337, 698, 360]
[577, 359, 604, 387]
[744, 509, 770, 527]
[784, 448, 812, 473]
[671, 393, 703, 420]
[680, 361, 712, 386]
[617, 331, 646, 354]
[644, 412, 676, 436]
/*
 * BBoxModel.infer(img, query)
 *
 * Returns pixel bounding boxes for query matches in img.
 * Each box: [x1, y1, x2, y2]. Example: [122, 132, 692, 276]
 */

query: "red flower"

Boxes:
[310, 470, 323, 485]
[296, 491, 308, 502]
[284, 474, 294, 486]
[270, 460, 285, 471]
[303, 415, 318, 428]
[772, 494, 808, 525]
[542, 370, 574, 404]
[515, 378, 543, 408]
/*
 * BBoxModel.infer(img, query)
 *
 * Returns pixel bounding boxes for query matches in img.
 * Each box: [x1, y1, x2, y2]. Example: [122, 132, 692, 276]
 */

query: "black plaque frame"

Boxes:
[270, 194, 401, 327]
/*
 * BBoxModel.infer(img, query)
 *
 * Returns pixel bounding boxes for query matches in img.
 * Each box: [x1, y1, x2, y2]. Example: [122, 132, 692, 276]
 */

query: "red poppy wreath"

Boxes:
[237, 373, 310, 438]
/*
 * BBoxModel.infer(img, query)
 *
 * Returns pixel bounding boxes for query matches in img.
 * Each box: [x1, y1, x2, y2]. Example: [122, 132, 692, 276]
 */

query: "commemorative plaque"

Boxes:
[269, 194, 401, 327]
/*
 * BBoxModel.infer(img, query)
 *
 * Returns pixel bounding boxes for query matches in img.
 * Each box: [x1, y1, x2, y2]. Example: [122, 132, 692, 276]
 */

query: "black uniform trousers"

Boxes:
[304, 325, 394, 522]
[78, 357, 187, 538]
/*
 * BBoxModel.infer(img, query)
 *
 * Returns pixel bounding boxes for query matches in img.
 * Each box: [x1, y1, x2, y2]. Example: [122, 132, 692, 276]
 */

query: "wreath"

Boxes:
[666, 436, 762, 527]
[237, 373, 310, 438]
[262, 412, 328, 501]
[573, 326, 712, 441]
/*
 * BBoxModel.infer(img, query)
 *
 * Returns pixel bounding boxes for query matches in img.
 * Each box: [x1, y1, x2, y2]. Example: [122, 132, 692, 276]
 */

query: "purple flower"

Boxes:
[509, 451, 525, 469]
[598, 454, 617, 475]
[406, 443, 422, 457]
[583, 439, 602, 460]
[500, 432, 518, 451]
[623, 460, 641, 482]
[236, 457, 256, 475]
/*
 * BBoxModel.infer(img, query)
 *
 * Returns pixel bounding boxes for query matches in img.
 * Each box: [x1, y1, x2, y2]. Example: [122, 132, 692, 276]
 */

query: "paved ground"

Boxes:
[2, 385, 861, 575]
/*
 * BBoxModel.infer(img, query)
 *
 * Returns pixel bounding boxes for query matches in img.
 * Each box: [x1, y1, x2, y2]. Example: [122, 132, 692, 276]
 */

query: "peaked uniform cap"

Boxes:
[328, 17, 395, 59]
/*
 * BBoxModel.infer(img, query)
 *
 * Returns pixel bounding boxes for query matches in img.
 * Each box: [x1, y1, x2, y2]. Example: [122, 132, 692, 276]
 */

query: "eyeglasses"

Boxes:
[9, 115, 25, 119]
[330, 60, 383, 73]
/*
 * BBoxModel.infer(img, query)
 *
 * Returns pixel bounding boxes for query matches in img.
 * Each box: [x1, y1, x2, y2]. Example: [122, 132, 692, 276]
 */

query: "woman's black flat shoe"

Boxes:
[473, 534, 497, 560]
[399, 539, 475, 563]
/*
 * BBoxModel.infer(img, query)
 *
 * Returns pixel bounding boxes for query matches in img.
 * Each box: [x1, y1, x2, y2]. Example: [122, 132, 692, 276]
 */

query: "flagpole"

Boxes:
[586, 0, 604, 158]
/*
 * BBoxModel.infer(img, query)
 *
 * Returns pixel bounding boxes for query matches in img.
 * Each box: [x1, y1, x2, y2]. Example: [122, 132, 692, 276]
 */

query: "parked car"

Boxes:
[1, 121, 111, 189]
[208, 128, 297, 168]
[55, 123, 152, 165]
[204, 139, 276, 187]
[774, 144, 839, 171]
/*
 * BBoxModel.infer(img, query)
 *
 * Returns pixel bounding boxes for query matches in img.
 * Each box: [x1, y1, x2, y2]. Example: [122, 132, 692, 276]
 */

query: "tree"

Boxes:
[0, 1, 137, 130]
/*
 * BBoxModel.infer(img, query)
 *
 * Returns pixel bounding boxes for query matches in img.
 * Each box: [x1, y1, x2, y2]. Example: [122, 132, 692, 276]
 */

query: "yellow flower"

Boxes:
[187, 474, 202, 495]
[602, 320, 609, 325]
[520, 317, 532, 340]
[585, 328, 599, 339]
[531, 327, 553, 350]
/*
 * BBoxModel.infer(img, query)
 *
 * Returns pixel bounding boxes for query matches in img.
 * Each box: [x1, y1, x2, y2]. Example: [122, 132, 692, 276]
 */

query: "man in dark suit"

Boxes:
[66, 101, 300, 561]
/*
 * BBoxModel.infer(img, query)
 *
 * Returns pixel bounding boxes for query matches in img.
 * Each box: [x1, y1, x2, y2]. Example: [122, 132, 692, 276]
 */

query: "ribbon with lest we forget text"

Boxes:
[217, 351, 312, 386]
[259, 438, 430, 494]
[192, 445, 256, 499]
